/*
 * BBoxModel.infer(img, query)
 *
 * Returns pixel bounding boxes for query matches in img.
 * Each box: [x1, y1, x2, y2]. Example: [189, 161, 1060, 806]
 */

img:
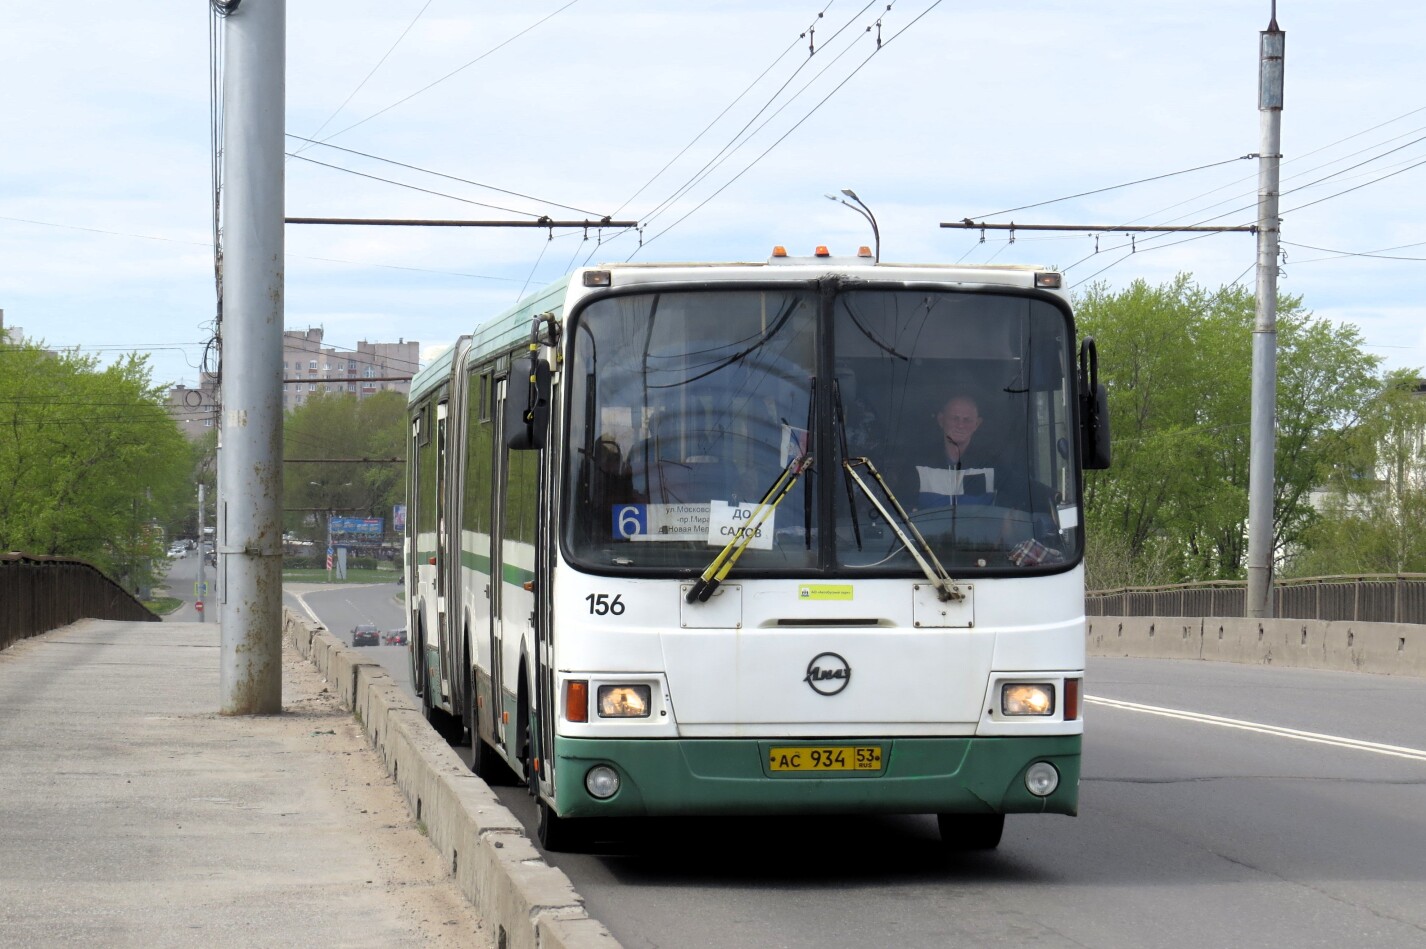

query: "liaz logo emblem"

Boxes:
[804, 652, 851, 696]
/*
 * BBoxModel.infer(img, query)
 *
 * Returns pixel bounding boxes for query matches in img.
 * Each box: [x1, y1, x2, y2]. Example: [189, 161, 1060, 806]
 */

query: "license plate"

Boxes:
[768, 745, 882, 772]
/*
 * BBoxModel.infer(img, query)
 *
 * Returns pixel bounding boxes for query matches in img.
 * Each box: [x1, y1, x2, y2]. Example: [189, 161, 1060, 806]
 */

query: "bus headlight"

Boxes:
[1025, 761, 1060, 797]
[1002, 683, 1055, 716]
[585, 765, 621, 799]
[598, 684, 651, 718]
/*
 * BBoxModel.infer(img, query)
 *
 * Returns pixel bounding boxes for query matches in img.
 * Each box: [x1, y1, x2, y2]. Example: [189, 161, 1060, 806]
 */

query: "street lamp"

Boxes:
[825, 188, 880, 262]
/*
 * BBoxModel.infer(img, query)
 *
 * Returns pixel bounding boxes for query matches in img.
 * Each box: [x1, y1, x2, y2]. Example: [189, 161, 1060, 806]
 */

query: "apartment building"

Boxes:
[166, 372, 220, 443]
[164, 329, 420, 438]
[282, 328, 420, 411]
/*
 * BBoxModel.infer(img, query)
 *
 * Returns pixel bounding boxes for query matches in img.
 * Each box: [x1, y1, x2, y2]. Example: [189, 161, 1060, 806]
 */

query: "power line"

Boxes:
[286, 153, 543, 217]
[285, 134, 605, 216]
[1280, 238, 1426, 263]
[318, 1, 583, 143]
[639, 1, 944, 253]
[290, 0, 436, 157]
[968, 155, 1255, 219]
[1280, 153, 1426, 216]
[963, 109, 1426, 272]
[633, 1, 882, 229]
[287, 216, 635, 229]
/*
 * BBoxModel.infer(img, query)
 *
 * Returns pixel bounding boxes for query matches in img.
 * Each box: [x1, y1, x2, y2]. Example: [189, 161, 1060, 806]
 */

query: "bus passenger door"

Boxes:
[487, 379, 510, 751]
[493, 373, 546, 783]
[433, 400, 453, 707]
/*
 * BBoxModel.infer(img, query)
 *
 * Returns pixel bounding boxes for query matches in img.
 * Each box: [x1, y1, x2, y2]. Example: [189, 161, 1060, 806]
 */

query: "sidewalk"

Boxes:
[0, 620, 493, 949]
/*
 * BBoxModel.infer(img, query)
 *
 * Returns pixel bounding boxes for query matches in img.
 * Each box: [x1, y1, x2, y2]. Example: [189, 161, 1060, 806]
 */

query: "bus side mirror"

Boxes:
[1078, 337, 1111, 470]
[505, 355, 551, 451]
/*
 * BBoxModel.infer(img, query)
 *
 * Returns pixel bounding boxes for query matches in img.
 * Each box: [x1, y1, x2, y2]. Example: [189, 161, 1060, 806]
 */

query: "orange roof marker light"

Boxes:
[771, 245, 788, 257]
[857, 246, 874, 258]
[814, 245, 831, 257]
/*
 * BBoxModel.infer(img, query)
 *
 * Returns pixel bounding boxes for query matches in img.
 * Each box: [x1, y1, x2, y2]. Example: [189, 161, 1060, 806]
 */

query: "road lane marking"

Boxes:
[286, 590, 325, 628]
[1086, 695, 1426, 762]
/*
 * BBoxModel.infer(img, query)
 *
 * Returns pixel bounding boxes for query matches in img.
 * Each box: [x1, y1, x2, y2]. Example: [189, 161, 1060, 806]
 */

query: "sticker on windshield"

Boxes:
[612, 503, 709, 542]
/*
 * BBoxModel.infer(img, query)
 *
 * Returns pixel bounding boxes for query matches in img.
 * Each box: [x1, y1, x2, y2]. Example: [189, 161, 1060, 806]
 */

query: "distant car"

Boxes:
[383, 628, 407, 646]
[351, 624, 380, 647]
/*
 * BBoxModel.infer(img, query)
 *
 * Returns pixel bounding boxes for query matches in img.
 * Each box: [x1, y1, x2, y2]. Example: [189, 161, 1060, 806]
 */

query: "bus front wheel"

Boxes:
[536, 798, 584, 853]
[937, 813, 1004, 851]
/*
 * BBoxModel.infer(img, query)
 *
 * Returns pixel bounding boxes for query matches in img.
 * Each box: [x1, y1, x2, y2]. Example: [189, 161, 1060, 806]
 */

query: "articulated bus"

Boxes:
[405, 247, 1110, 851]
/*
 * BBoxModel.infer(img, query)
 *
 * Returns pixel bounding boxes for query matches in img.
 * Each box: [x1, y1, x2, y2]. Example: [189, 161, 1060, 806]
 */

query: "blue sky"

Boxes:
[2, 1, 1423, 389]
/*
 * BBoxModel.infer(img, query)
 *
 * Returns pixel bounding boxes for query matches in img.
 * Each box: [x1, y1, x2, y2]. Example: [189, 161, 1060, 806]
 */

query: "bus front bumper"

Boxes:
[551, 734, 1080, 819]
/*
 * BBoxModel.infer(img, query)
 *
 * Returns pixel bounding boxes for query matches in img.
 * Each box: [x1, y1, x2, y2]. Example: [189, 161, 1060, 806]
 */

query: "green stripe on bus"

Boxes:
[550, 734, 1081, 819]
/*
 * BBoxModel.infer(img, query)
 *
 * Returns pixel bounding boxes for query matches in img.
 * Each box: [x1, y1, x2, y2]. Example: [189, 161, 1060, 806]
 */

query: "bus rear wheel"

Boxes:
[937, 813, 1004, 851]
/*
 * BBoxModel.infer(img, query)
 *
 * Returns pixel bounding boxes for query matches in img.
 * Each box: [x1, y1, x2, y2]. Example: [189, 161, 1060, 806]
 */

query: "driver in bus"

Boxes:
[913, 392, 1064, 565]
[914, 393, 1004, 509]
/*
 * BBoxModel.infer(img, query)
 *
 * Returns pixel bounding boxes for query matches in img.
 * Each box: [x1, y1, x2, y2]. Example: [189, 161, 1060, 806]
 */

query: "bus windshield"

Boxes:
[562, 285, 1082, 575]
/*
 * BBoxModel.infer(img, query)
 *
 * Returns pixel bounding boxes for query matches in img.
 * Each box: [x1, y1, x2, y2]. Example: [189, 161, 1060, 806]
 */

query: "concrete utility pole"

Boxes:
[1246, 9, 1285, 619]
[218, 0, 285, 713]
[196, 482, 206, 623]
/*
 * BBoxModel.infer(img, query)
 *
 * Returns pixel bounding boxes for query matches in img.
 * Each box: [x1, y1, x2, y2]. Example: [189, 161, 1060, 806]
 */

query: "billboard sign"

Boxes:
[329, 516, 384, 536]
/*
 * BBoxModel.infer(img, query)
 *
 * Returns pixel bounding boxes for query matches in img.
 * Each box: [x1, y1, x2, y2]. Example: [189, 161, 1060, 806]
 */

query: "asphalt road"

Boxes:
[283, 579, 413, 697]
[158, 548, 217, 624]
[292, 587, 1426, 949]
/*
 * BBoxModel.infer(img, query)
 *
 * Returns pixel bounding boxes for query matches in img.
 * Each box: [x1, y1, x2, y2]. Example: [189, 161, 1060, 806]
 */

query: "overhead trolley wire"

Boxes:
[317, 1, 583, 144]
[972, 105, 1426, 274]
[609, 2, 836, 219]
[631, 0, 883, 229]
[284, 135, 605, 217]
[635, 1, 944, 254]
[286, 153, 544, 217]
[290, 0, 436, 158]
[1279, 238, 1426, 263]
[1058, 135, 1426, 282]
[968, 155, 1255, 220]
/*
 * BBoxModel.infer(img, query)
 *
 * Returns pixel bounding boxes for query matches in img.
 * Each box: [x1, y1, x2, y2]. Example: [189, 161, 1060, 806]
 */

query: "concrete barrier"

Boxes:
[1088, 615, 1425, 677]
[282, 610, 619, 949]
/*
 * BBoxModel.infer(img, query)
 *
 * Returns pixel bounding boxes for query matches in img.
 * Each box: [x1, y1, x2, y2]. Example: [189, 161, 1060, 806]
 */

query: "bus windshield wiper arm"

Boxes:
[842, 457, 963, 602]
[686, 454, 814, 604]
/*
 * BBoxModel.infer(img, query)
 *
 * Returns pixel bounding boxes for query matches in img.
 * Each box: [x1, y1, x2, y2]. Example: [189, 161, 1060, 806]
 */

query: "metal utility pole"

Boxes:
[196, 482, 206, 623]
[1246, 9, 1284, 619]
[218, 0, 285, 713]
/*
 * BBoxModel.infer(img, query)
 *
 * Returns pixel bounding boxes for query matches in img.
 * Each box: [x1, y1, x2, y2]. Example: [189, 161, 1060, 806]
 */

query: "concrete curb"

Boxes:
[1088, 615, 1424, 676]
[282, 609, 621, 949]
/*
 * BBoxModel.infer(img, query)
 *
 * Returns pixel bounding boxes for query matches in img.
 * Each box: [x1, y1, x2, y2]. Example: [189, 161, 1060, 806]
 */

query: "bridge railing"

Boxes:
[0, 552, 158, 649]
[1087, 574, 1426, 625]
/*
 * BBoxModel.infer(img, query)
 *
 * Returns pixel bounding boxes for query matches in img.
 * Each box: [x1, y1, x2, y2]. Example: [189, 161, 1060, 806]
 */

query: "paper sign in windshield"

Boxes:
[612, 502, 775, 548]
[706, 500, 774, 550]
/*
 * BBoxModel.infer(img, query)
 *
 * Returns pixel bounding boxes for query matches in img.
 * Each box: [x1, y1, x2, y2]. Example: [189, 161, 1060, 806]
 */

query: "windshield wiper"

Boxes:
[842, 457, 963, 602]
[686, 454, 814, 604]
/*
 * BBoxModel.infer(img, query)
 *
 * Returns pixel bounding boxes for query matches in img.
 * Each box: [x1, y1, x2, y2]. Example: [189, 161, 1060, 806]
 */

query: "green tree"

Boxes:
[282, 390, 407, 542]
[0, 337, 192, 594]
[1076, 276, 1380, 584]
[1289, 370, 1426, 576]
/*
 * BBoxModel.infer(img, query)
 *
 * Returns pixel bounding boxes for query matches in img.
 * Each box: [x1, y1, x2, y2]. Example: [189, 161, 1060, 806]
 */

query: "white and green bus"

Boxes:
[405, 247, 1110, 851]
